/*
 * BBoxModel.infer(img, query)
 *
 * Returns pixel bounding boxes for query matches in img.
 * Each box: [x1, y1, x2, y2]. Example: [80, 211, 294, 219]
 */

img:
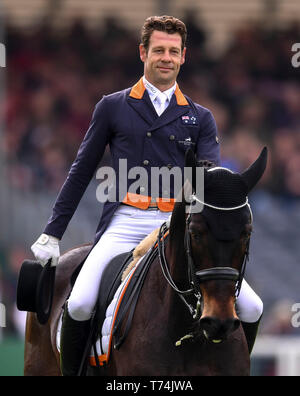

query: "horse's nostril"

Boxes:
[200, 316, 218, 332]
[200, 316, 240, 340]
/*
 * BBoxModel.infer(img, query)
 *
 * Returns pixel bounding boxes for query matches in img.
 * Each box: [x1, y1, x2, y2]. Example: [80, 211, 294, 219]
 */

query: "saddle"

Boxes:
[86, 227, 164, 369]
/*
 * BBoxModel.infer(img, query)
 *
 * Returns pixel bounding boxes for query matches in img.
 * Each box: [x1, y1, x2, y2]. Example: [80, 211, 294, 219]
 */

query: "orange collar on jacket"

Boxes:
[129, 77, 189, 106]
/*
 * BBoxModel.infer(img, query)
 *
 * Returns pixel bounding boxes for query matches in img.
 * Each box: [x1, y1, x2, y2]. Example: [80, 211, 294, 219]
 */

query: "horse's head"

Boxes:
[175, 147, 267, 344]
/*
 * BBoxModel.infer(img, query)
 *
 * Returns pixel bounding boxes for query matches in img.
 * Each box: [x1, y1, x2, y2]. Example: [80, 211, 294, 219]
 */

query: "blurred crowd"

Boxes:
[0, 16, 299, 337]
[2, 16, 300, 198]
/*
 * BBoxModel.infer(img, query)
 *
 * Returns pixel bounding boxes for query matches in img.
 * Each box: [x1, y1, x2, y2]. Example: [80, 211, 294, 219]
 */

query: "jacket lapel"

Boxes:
[127, 78, 158, 125]
[148, 90, 190, 132]
[127, 78, 190, 130]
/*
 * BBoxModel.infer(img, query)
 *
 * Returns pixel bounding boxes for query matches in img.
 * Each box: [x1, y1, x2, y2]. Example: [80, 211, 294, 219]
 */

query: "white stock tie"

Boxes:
[155, 93, 168, 116]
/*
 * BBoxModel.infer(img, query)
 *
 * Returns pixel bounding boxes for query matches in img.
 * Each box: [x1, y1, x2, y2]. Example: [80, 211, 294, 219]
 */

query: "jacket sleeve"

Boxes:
[44, 97, 111, 239]
[196, 109, 221, 167]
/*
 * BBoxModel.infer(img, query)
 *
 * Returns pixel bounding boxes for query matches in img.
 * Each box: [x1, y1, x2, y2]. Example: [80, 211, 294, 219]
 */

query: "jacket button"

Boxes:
[147, 132, 152, 137]
[169, 135, 175, 141]
[143, 160, 149, 166]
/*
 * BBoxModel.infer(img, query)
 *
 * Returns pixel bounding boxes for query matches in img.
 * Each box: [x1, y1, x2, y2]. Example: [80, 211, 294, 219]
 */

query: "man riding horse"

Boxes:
[31, 15, 263, 376]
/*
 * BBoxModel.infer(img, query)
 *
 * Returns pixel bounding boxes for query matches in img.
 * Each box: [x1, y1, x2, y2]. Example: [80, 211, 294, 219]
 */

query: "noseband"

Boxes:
[157, 194, 251, 322]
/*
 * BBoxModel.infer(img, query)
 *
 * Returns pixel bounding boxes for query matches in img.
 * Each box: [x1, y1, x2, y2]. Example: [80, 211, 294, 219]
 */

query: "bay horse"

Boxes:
[24, 147, 267, 376]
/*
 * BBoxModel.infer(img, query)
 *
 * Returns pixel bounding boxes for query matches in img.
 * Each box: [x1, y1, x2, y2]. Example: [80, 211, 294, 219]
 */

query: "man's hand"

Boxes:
[31, 234, 60, 267]
[197, 159, 216, 169]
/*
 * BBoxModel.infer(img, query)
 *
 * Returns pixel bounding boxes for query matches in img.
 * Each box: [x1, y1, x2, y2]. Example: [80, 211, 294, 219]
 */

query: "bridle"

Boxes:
[157, 194, 252, 322]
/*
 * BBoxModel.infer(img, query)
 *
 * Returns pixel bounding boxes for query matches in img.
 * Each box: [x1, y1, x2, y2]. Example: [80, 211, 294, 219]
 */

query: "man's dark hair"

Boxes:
[141, 15, 187, 52]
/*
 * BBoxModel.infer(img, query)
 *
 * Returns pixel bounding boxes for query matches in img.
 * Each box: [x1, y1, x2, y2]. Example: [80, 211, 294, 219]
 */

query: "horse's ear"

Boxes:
[241, 147, 268, 193]
[184, 149, 197, 191]
[185, 148, 197, 169]
[203, 167, 210, 186]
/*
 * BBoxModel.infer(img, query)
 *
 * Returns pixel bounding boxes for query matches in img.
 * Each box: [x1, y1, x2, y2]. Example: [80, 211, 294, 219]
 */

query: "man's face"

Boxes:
[139, 30, 186, 90]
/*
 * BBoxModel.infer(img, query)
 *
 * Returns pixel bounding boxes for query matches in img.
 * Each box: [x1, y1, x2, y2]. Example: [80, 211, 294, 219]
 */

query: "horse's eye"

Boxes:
[191, 232, 202, 242]
[241, 231, 251, 241]
[245, 224, 253, 234]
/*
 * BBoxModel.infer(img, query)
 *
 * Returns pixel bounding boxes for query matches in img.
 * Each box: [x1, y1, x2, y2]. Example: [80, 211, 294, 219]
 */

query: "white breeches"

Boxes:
[67, 205, 263, 323]
[235, 279, 263, 323]
[68, 205, 171, 321]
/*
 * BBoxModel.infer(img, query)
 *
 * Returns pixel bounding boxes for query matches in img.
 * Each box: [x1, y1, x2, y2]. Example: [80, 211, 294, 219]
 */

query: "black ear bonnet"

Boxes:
[187, 147, 268, 241]
[201, 168, 251, 241]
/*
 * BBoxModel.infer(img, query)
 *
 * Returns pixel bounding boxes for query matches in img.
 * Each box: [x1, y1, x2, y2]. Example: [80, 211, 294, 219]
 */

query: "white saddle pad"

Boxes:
[56, 254, 145, 365]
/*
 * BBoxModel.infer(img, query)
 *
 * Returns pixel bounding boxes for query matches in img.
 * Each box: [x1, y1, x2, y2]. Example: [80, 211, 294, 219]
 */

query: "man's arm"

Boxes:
[196, 109, 221, 167]
[43, 97, 111, 239]
[31, 96, 111, 265]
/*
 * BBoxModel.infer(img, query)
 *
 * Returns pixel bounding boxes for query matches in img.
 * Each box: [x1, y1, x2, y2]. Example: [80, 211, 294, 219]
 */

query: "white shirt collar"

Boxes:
[143, 76, 176, 103]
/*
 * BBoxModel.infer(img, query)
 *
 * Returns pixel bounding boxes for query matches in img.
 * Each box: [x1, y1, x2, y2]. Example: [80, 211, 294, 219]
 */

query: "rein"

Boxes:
[157, 195, 251, 323]
[157, 221, 199, 318]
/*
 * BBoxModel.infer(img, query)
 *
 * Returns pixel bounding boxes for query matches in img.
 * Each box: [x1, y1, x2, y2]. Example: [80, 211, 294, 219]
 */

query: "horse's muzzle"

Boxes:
[200, 316, 240, 343]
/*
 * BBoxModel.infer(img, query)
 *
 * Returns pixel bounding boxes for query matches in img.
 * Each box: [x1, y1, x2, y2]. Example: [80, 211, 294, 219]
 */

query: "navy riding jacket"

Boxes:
[44, 78, 220, 243]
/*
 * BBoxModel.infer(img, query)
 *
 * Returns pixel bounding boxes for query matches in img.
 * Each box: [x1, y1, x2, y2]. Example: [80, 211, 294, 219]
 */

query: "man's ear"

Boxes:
[181, 47, 186, 65]
[139, 44, 147, 63]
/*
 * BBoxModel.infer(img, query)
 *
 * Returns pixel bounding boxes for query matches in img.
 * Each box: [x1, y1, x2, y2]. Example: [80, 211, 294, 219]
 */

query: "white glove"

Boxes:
[31, 233, 60, 267]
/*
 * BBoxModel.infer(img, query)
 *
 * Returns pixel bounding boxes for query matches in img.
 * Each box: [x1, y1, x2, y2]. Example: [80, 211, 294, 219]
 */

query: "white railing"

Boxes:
[252, 336, 300, 376]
